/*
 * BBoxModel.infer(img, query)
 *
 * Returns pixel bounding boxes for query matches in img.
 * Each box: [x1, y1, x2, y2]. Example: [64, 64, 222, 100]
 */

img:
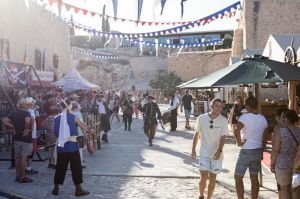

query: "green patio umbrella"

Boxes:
[176, 77, 201, 88]
[182, 55, 300, 88]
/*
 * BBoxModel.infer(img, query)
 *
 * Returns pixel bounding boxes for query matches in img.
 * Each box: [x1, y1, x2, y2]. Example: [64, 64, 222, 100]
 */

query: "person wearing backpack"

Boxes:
[271, 110, 300, 199]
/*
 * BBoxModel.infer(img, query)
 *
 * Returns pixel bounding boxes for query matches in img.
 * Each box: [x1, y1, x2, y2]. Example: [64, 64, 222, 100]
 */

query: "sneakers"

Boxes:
[25, 169, 39, 175]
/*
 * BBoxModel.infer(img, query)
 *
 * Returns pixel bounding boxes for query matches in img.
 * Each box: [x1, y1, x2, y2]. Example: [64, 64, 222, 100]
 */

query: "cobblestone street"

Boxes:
[0, 105, 276, 199]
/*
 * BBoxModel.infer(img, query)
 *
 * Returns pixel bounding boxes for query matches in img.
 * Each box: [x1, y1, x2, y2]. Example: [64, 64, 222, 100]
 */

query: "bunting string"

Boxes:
[71, 48, 119, 59]
[62, 3, 238, 39]
[46, 0, 240, 26]
[124, 38, 224, 49]
[65, 8, 236, 39]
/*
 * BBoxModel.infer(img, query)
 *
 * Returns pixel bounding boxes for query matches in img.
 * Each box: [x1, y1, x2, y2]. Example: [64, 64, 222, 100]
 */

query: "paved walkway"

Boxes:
[0, 104, 277, 198]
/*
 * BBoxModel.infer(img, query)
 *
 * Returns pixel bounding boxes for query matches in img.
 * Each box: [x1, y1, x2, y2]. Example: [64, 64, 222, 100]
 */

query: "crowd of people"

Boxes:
[1, 87, 300, 198]
[0, 88, 165, 196]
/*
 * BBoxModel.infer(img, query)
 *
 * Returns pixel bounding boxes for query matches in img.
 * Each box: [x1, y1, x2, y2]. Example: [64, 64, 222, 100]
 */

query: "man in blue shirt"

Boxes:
[52, 99, 89, 197]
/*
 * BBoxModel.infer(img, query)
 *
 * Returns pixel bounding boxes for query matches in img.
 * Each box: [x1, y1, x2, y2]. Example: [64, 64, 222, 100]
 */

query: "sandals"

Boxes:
[75, 189, 90, 196]
[19, 177, 33, 183]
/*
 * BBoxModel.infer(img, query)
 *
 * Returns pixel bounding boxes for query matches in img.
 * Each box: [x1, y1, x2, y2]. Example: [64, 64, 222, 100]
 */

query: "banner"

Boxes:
[31, 70, 54, 82]
[46, 0, 241, 26]
[1, 61, 31, 89]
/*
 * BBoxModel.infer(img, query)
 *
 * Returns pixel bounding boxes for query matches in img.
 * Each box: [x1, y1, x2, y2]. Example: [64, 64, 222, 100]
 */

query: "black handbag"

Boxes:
[101, 133, 108, 143]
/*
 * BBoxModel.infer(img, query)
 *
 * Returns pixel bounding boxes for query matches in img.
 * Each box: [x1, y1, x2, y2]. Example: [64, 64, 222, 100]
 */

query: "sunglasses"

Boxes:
[209, 120, 213, 129]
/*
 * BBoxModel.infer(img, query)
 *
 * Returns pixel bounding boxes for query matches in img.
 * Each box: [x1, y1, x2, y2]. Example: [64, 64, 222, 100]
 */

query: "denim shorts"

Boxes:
[14, 141, 33, 159]
[235, 148, 262, 176]
[184, 109, 191, 119]
[199, 156, 223, 174]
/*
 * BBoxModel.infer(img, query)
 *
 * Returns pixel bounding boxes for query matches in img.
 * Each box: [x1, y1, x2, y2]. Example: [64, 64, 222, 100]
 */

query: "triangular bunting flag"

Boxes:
[161, 0, 167, 15]
[112, 0, 118, 18]
[138, 0, 143, 22]
[181, 0, 187, 19]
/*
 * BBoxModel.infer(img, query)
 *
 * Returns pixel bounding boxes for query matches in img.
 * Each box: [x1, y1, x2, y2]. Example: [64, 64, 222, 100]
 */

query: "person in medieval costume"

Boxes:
[142, 96, 162, 146]
[121, 94, 134, 131]
[96, 94, 111, 143]
[52, 99, 89, 196]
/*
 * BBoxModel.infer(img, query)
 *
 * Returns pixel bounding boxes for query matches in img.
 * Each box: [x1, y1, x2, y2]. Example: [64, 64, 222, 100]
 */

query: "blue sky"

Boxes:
[49, 0, 240, 34]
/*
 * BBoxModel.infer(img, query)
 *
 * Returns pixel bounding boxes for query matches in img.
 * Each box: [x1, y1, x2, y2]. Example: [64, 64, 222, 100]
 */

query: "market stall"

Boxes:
[53, 67, 99, 92]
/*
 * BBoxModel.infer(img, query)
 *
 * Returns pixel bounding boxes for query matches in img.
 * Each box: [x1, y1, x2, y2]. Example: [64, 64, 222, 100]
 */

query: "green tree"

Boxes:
[150, 71, 182, 93]
[205, 37, 233, 51]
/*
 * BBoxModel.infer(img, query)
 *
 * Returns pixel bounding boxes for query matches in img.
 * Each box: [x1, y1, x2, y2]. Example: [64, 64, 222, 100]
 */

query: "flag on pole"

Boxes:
[137, 0, 143, 22]
[5, 40, 10, 61]
[112, 0, 118, 18]
[41, 48, 45, 71]
[23, 41, 29, 64]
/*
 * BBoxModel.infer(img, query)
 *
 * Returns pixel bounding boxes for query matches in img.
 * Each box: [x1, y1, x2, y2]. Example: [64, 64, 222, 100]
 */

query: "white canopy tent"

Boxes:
[54, 67, 99, 92]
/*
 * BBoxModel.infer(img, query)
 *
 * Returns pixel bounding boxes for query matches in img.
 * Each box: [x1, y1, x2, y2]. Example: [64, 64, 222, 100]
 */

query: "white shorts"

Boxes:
[199, 156, 223, 174]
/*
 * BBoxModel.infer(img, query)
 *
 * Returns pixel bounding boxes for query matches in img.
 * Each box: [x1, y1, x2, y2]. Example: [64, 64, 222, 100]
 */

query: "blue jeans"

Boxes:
[235, 148, 262, 176]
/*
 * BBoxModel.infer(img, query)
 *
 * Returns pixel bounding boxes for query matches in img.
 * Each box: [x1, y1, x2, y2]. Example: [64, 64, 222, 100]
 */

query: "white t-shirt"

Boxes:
[108, 99, 115, 111]
[195, 113, 228, 159]
[97, 101, 106, 114]
[28, 108, 37, 139]
[169, 99, 177, 110]
[238, 113, 268, 150]
[175, 95, 180, 107]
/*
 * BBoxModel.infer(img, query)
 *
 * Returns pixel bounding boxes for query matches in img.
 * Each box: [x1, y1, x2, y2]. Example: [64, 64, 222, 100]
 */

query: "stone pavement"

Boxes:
[0, 104, 277, 199]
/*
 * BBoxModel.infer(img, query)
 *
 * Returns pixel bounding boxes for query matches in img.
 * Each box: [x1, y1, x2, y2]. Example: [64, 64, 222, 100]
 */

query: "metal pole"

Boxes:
[254, 84, 261, 113]
[9, 135, 15, 169]
[0, 83, 16, 112]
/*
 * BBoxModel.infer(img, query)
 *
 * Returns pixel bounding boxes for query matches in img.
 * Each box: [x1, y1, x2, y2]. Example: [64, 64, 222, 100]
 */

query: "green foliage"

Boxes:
[70, 36, 104, 50]
[205, 37, 233, 51]
[150, 71, 182, 92]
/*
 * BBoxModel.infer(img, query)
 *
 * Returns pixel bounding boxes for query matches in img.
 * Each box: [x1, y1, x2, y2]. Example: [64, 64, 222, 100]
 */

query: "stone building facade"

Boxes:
[71, 47, 168, 90]
[230, 0, 300, 101]
[0, 0, 71, 74]
[232, 0, 300, 57]
[168, 50, 232, 81]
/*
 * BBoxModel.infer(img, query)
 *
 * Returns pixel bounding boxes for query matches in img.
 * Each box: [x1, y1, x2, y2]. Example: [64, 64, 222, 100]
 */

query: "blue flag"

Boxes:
[112, 0, 118, 18]
[138, 0, 143, 21]
[181, 0, 187, 18]
[161, 0, 167, 15]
